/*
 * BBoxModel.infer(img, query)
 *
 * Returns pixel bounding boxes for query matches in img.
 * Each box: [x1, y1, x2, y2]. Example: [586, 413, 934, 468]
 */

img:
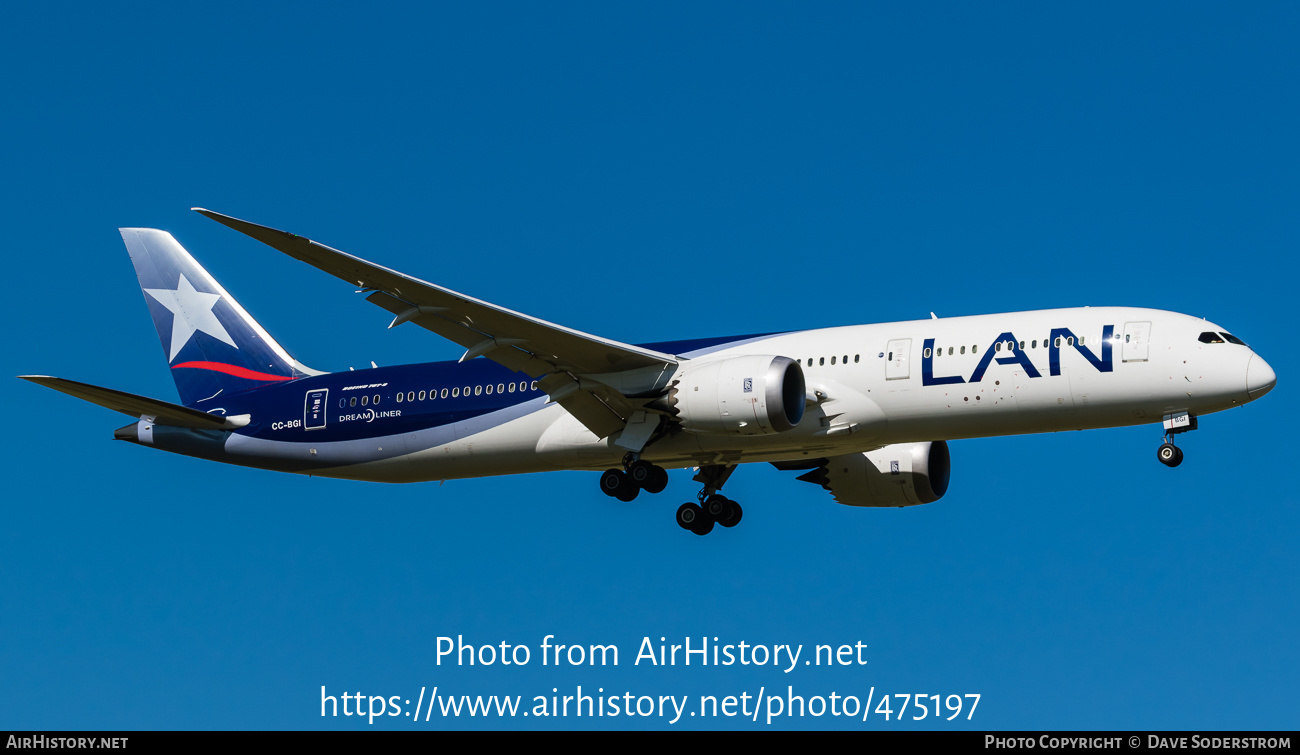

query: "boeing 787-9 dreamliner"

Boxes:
[21, 210, 1277, 534]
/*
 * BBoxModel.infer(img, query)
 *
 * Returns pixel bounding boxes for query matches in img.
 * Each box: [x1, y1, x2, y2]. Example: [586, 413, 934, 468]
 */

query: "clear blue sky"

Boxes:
[2, 2, 1296, 730]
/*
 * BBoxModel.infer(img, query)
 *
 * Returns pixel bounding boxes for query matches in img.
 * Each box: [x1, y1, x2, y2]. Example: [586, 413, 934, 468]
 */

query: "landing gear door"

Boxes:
[304, 388, 328, 430]
[886, 339, 911, 380]
[1123, 322, 1151, 363]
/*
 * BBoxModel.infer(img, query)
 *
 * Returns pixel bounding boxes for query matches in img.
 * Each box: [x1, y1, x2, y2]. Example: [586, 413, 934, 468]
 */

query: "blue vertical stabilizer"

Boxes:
[120, 228, 325, 406]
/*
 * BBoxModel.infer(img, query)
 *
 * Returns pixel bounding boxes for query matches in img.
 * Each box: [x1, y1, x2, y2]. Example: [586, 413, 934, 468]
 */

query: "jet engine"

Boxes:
[794, 441, 950, 507]
[651, 355, 805, 435]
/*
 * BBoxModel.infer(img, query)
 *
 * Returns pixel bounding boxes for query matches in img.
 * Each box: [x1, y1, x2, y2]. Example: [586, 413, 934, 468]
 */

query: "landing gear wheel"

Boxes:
[691, 515, 715, 536]
[1157, 443, 1183, 467]
[645, 466, 669, 495]
[601, 469, 639, 501]
[628, 460, 668, 494]
[704, 494, 728, 520]
[676, 502, 704, 531]
[600, 469, 624, 496]
[628, 460, 653, 486]
[717, 500, 743, 528]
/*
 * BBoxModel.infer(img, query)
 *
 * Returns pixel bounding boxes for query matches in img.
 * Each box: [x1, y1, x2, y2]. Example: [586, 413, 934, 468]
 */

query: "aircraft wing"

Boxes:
[193, 209, 678, 439]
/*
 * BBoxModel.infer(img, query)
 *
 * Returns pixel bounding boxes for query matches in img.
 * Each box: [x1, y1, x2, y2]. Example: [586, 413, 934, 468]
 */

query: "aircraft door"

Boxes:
[1122, 322, 1151, 362]
[304, 388, 328, 430]
[886, 339, 911, 380]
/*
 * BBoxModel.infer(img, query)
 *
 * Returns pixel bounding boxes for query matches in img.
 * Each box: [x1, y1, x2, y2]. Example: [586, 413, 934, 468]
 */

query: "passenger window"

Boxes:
[508, 382, 516, 393]
[1032, 340, 1037, 349]
[350, 396, 357, 407]
[1199, 332, 1224, 344]
[1054, 337, 1062, 347]
[924, 348, 932, 358]
[995, 342, 1002, 352]
[1080, 336, 1086, 345]
[485, 384, 493, 395]
[842, 355, 848, 364]
[1019, 341, 1025, 350]
[1067, 337, 1074, 346]
[497, 383, 505, 393]
[854, 354, 859, 363]
[474, 385, 481, 396]
[373, 395, 380, 404]
[419, 390, 427, 400]
[831, 356, 837, 365]
[972, 345, 978, 353]
[531, 381, 538, 390]
[887, 352, 893, 361]
[464, 385, 471, 396]
[407, 391, 414, 402]
[396, 392, 404, 403]
[948, 347, 953, 355]
[339, 398, 345, 408]
[452, 387, 460, 397]
[441, 388, 449, 398]
[819, 357, 824, 366]
[361, 395, 369, 406]
[960, 346, 966, 355]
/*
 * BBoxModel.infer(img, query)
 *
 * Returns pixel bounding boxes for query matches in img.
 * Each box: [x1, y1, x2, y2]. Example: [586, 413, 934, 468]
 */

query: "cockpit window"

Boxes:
[1199, 332, 1225, 344]
[1220, 332, 1247, 346]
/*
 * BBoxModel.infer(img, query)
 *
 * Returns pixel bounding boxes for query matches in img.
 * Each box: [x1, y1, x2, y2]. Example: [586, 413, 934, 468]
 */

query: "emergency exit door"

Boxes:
[304, 388, 328, 430]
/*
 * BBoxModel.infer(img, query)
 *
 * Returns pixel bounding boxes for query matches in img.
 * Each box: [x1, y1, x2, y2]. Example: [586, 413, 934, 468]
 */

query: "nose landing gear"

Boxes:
[1156, 412, 1196, 468]
[1157, 440, 1183, 467]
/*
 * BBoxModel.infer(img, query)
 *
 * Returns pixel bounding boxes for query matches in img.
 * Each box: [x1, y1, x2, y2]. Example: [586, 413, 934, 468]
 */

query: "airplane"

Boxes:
[20, 209, 1277, 535]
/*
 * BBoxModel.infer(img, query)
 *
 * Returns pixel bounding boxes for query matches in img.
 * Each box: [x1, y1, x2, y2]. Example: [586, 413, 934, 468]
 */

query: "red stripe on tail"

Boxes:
[171, 361, 297, 382]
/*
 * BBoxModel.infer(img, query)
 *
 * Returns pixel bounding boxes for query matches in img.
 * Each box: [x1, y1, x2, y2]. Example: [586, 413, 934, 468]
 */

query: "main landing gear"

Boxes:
[675, 495, 743, 536]
[674, 465, 742, 536]
[599, 459, 745, 534]
[599, 456, 668, 502]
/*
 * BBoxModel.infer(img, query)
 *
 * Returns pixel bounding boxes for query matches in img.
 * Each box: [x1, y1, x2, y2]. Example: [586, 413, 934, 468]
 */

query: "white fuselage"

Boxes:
[299, 307, 1270, 483]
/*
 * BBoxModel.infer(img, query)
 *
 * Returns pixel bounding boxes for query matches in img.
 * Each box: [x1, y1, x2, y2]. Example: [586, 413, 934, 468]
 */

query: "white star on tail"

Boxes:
[144, 274, 238, 362]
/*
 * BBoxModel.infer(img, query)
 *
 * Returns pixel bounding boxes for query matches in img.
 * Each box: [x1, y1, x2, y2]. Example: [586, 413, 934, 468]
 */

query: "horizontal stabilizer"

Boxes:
[18, 375, 231, 430]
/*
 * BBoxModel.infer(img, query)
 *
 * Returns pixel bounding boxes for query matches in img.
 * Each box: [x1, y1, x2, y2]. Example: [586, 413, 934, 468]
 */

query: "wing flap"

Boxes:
[19, 375, 231, 430]
[364, 291, 555, 376]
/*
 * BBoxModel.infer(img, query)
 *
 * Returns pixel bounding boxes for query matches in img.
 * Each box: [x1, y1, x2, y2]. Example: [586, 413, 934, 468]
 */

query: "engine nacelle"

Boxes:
[657, 355, 805, 435]
[802, 441, 950, 507]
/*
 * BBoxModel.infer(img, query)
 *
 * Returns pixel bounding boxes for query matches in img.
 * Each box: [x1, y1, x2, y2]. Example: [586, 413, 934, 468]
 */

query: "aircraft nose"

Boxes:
[1247, 355, 1277, 400]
